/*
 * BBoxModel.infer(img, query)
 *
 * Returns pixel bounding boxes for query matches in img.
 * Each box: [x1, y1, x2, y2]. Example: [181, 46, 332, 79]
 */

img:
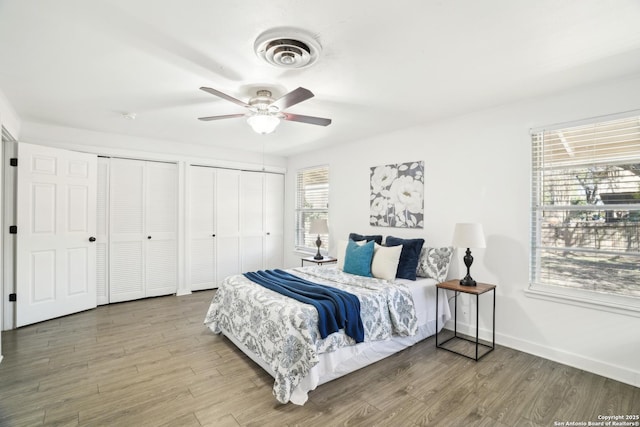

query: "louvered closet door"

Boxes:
[145, 162, 178, 297]
[109, 158, 145, 302]
[215, 168, 241, 284]
[240, 171, 265, 273]
[96, 157, 110, 305]
[189, 166, 216, 291]
[264, 173, 284, 270]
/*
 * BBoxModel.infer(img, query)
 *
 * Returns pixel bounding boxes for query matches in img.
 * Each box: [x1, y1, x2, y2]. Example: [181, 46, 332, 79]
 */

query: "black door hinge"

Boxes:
[9, 225, 17, 234]
[9, 293, 16, 302]
[9, 158, 17, 167]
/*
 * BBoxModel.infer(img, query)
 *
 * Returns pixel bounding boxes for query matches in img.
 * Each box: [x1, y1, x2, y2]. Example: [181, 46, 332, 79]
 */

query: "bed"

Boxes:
[204, 260, 452, 405]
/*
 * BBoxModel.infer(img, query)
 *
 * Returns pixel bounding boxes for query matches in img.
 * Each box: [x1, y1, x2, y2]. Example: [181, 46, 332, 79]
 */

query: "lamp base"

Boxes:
[460, 247, 476, 286]
[314, 235, 324, 260]
[459, 275, 477, 286]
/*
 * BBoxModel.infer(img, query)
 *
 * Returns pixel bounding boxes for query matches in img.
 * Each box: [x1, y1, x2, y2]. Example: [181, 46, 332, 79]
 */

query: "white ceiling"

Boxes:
[2, 0, 640, 156]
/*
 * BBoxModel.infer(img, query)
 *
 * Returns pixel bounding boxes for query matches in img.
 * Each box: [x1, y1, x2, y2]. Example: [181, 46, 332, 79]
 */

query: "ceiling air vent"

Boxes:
[254, 28, 321, 69]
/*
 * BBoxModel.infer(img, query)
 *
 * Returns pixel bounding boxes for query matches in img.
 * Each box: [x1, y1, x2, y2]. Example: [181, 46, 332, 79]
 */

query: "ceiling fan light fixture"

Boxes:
[198, 86, 331, 130]
[247, 114, 280, 134]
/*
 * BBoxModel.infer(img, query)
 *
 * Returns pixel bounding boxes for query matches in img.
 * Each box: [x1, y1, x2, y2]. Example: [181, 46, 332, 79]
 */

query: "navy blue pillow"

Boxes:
[348, 232, 383, 245]
[385, 236, 425, 280]
[343, 239, 375, 277]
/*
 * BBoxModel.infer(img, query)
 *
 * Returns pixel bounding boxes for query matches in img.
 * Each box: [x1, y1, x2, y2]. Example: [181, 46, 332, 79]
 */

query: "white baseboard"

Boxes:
[176, 290, 192, 297]
[496, 331, 640, 388]
[442, 322, 639, 388]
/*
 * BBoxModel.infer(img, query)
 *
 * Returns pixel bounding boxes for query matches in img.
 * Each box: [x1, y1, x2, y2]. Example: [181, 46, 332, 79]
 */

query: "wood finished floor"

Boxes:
[0, 290, 638, 427]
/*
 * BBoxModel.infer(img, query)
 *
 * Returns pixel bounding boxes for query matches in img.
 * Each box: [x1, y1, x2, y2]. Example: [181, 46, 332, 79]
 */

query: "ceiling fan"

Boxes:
[198, 86, 332, 134]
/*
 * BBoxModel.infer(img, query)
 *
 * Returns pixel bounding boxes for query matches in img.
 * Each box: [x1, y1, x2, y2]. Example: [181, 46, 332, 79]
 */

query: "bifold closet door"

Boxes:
[145, 162, 178, 297]
[109, 159, 145, 302]
[215, 168, 241, 284]
[240, 171, 284, 271]
[187, 167, 283, 290]
[109, 158, 177, 302]
[240, 171, 265, 273]
[264, 173, 284, 269]
[189, 166, 216, 291]
[96, 157, 110, 305]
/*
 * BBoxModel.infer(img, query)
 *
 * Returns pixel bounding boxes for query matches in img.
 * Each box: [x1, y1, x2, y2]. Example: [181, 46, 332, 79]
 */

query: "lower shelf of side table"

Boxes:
[436, 331, 494, 361]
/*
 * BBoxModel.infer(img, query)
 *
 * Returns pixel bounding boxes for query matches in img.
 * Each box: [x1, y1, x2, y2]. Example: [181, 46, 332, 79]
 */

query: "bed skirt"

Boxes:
[219, 315, 443, 405]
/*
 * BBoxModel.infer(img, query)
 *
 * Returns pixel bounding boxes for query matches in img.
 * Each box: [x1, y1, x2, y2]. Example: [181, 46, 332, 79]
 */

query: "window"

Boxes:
[296, 165, 329, 253]
[530, 115, 640, 306]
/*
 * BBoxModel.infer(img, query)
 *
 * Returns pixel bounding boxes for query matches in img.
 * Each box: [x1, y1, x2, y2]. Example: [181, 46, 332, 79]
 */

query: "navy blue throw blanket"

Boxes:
[243, 269, 365, 343]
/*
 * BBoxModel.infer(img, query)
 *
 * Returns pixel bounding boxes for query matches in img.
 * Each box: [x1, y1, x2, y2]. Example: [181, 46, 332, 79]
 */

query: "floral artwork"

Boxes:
[370, 161, 424, 228]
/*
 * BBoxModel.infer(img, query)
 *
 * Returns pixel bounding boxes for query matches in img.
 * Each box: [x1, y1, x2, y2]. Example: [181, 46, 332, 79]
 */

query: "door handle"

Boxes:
[212, 234, 216, 237]
[147, 236, 152, 239]
[89, 236, 96, 242]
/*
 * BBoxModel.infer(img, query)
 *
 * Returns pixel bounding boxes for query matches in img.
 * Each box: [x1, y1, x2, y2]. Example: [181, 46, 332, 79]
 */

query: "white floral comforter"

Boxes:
[204, 266, 418, 404]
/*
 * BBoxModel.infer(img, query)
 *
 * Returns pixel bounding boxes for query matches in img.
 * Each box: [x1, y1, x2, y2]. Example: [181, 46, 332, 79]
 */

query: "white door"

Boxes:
[215, 168, 241, 284]
[109, 158, 145, 302]
[240, 171, 265, 272]
[264, 173, 284, 270]
[145, 162, 177, 297]
[189, 166, 216, 291]
[96, 157, 109, 305]
[109, 158, 178, 302]
[16, 143, 97, 327]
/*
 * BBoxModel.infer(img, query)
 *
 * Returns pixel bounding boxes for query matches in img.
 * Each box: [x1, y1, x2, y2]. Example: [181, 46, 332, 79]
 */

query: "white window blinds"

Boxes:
[531, 115, 640, 299]
[295, 166, 329, 252]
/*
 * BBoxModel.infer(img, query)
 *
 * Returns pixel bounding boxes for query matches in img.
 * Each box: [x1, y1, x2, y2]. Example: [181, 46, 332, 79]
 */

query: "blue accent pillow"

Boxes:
[385, 236, 425, 280]
[348, 232, 383, 245]
[343, 239, 375, 277]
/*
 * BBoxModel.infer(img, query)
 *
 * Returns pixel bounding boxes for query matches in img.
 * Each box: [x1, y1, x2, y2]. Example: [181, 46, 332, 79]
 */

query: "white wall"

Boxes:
[20, 121, 287, 171]
[0, 88, 20, 362]
[284, 73, 640, 388]
[0, 89, 20, 139]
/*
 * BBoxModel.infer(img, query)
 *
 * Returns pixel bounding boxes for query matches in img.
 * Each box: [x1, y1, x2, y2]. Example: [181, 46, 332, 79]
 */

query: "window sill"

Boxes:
[525, 283, 640, 318]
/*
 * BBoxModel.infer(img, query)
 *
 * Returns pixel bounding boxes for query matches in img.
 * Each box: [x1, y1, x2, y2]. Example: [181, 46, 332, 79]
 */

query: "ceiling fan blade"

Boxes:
[200, 87, 251, 109]
[271, 87, 314, 111]
[282, 113, 332, 126]
[198, 113, 246, 121]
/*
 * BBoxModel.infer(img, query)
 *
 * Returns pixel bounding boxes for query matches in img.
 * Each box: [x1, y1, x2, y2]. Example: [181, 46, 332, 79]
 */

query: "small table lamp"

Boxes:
[309, 219, 329, 260]
[452, 223, 486, 286]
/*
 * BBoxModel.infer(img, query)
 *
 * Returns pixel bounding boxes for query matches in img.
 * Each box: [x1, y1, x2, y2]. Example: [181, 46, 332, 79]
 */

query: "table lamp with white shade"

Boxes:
[309, 219, 329, 260]
[452, 223, 486, 286]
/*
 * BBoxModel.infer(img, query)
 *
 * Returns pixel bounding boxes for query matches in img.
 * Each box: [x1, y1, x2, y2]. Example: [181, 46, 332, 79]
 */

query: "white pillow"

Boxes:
[371, 243, 403, 280]
[416, 246, 454, 282]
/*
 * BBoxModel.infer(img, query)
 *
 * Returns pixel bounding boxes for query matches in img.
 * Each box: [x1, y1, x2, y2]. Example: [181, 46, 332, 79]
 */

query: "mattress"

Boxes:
[206, 266, 451, 404]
